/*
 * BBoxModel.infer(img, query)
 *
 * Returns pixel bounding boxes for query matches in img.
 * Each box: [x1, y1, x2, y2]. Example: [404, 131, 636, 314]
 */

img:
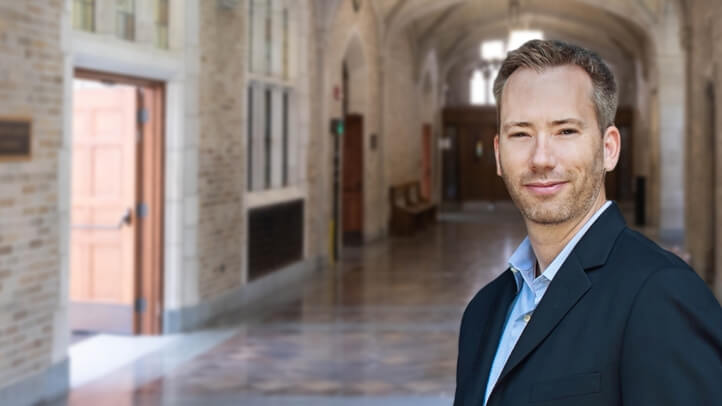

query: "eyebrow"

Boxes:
[501, 118, 586, 133]
[501, 121, 533, 133]
[551, 118, 586, 128]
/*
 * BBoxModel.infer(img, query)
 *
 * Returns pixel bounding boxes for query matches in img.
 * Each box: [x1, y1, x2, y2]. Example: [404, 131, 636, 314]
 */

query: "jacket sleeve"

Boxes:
[620, 267, 722, 405]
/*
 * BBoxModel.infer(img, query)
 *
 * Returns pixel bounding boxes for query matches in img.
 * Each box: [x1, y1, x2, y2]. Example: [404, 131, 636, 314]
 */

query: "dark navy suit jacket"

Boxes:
[453, 203, 722, 405]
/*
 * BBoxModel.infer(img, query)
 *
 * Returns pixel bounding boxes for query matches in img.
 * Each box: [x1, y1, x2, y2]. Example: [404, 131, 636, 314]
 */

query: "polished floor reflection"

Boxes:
[52, 204, 528, 406]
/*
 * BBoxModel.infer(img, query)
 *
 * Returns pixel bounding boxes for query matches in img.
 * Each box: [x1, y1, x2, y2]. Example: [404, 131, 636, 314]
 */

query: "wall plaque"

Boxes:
[0, 119, 31, 161]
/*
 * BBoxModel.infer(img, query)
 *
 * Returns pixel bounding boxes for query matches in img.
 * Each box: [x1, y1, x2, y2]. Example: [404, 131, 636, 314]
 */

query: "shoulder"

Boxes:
[461, 270, 513, 323]
[612, 228, 720, 313]
[618, 227, 687, 266]
[609, 227, 692, 278]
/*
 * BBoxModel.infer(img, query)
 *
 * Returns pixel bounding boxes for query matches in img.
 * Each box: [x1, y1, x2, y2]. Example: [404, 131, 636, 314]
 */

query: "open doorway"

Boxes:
[69, 70, 165, 340]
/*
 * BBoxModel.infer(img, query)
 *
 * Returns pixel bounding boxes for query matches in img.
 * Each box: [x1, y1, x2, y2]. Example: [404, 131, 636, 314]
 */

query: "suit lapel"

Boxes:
[489, 203, 628, 401]
[495, 253, 591, 386]
[465, 269, 517, 406]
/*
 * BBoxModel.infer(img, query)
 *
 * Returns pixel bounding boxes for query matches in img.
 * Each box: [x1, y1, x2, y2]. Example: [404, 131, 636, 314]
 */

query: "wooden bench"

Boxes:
[389, 181, 437, 236]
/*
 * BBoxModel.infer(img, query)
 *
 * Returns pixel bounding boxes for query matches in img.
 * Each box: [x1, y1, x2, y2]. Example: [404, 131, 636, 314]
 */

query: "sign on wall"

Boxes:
[0, 118, 32, 161]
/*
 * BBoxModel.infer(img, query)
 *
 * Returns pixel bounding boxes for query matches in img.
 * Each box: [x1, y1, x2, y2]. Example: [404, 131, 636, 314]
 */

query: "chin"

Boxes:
[522, 206, 573, 225]
[513, 195, 573, 224]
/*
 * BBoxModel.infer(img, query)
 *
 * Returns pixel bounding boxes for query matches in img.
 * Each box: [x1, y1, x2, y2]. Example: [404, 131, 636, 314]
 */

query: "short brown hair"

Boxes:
[493, 39, 618, 133]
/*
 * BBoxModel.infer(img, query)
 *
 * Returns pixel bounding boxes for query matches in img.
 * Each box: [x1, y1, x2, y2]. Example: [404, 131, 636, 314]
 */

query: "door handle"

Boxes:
[119, 207, 132, 226]
[72, 208, 132, 230]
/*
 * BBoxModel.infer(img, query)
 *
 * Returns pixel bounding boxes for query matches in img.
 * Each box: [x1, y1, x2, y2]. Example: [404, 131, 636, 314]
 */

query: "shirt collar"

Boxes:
[508, 201, 612, 292]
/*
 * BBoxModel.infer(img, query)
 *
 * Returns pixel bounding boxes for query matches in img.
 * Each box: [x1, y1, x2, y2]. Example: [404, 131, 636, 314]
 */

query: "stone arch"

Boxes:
[323, 0, 387, 252]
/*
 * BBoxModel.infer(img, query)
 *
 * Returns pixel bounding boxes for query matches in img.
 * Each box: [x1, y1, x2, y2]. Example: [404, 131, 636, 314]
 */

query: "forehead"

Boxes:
[499, 65, 596, 127]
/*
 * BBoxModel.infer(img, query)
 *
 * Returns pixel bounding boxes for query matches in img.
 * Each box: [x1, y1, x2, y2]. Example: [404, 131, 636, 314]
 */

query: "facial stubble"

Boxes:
[498, 141, 606, 226]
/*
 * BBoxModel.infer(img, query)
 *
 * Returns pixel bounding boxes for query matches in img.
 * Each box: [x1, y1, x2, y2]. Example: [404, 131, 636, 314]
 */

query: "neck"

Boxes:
[526, 193, 607, 276]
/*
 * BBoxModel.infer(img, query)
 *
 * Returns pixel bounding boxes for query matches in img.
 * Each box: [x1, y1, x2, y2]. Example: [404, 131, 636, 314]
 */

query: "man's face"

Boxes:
[494, 65, 619, 225]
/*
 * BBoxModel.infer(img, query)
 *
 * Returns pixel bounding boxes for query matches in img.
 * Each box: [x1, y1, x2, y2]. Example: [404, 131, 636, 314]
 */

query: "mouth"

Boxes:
[523, 181, 568, 196]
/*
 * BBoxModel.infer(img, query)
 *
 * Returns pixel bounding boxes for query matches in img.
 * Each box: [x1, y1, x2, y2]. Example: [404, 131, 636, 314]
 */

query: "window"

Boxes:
[247, 86, 254, 189]
[470, 70, 487, 105]
[115, 0, 135, 41]
[481, 40, 504, 60]
[470, 32, 545, 105]
[247, 0, 297, 192]
[282, 91, 289, 186]
[487, 66, 499, 104]
[507, 30, 544, 52]
[264, 88, 272, 188]
[154, 0, 169, 49]
[282, 8, 289, 79]
[73, 0, 95, 32]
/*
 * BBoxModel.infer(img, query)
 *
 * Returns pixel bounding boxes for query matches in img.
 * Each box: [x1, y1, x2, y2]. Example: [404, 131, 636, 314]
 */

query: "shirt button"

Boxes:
[523, 314, 531, 323]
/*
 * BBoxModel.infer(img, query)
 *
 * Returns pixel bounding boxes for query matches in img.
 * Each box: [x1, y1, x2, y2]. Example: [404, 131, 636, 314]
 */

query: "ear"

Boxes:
[494, 134, 502, 176]
[602, 125, 621, 172]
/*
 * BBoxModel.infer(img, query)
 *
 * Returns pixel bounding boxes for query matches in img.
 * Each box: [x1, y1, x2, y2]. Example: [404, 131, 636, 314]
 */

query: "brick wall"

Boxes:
[0, 0, 64, 390]
[195, 1, 246, 300]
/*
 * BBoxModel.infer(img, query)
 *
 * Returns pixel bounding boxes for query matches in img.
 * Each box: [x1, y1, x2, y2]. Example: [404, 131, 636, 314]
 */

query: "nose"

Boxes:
[530, 134, 556, 172]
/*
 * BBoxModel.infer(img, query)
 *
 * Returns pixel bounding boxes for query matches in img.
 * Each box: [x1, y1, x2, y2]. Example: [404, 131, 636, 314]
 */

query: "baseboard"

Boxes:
[0, 358, 69, 406]
[163, 256, 323, 334]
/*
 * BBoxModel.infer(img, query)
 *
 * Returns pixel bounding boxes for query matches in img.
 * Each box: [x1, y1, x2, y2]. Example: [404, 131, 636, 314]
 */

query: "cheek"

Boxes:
[500, 146, 532, 174]
[557, 139, 600, 164]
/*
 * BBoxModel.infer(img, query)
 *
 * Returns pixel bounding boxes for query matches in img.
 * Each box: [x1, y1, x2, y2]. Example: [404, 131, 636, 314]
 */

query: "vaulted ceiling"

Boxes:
[371, 0, 675, 81]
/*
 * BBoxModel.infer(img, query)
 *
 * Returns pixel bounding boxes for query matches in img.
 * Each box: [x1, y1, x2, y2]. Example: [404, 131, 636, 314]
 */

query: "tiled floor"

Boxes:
[52, 204, 529, 405]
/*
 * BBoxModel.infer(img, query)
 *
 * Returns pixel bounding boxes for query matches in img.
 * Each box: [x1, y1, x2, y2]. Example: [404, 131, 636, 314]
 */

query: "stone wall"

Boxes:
[194, 1, 245, 301]
[384, 31, 424, 188]
[0, 0, 67, 399]
[684, 0, 722, 300]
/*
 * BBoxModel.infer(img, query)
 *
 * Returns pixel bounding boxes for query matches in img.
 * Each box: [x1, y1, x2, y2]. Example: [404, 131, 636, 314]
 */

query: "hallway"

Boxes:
[4, 1, 722, 404]
[54, 206, 526, 405]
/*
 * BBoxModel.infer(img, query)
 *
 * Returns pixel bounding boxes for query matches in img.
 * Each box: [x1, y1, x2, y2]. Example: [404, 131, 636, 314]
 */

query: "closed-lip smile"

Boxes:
[524, 181, 568, 195]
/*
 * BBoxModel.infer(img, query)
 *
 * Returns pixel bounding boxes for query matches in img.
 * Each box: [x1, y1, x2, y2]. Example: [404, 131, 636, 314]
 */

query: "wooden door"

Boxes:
[422, 124, 433, 200]
[70, 83, 137, 334]
[343, 114, 363, 245]
[458, 126, 487, 200]
[443, 107, 509, 202]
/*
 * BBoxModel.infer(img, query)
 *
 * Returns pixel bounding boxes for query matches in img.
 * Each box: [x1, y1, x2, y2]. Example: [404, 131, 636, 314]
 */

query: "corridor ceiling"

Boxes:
[375, 0, 669, 78]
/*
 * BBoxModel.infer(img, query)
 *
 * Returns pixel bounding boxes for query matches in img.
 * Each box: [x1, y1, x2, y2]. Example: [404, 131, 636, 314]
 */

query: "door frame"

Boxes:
[73, 68, 165, 335]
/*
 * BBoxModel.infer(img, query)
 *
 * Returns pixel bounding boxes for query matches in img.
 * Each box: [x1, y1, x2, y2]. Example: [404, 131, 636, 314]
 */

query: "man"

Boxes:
[453, 39, 722, 406]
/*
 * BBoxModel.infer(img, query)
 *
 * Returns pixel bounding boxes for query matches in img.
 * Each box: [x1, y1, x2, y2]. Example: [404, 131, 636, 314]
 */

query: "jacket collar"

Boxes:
[572, 201, 627, 269]
[484, 202, 627, 406]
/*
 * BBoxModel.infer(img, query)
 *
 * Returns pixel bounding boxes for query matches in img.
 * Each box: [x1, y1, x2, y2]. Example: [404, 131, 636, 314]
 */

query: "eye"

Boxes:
[509, 132, 530, 138]
[559, 128, 578, 135]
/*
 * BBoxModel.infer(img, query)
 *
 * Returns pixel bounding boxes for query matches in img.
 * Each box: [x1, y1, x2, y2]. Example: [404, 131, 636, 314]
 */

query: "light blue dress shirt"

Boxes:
[483, 201, 612, 405]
